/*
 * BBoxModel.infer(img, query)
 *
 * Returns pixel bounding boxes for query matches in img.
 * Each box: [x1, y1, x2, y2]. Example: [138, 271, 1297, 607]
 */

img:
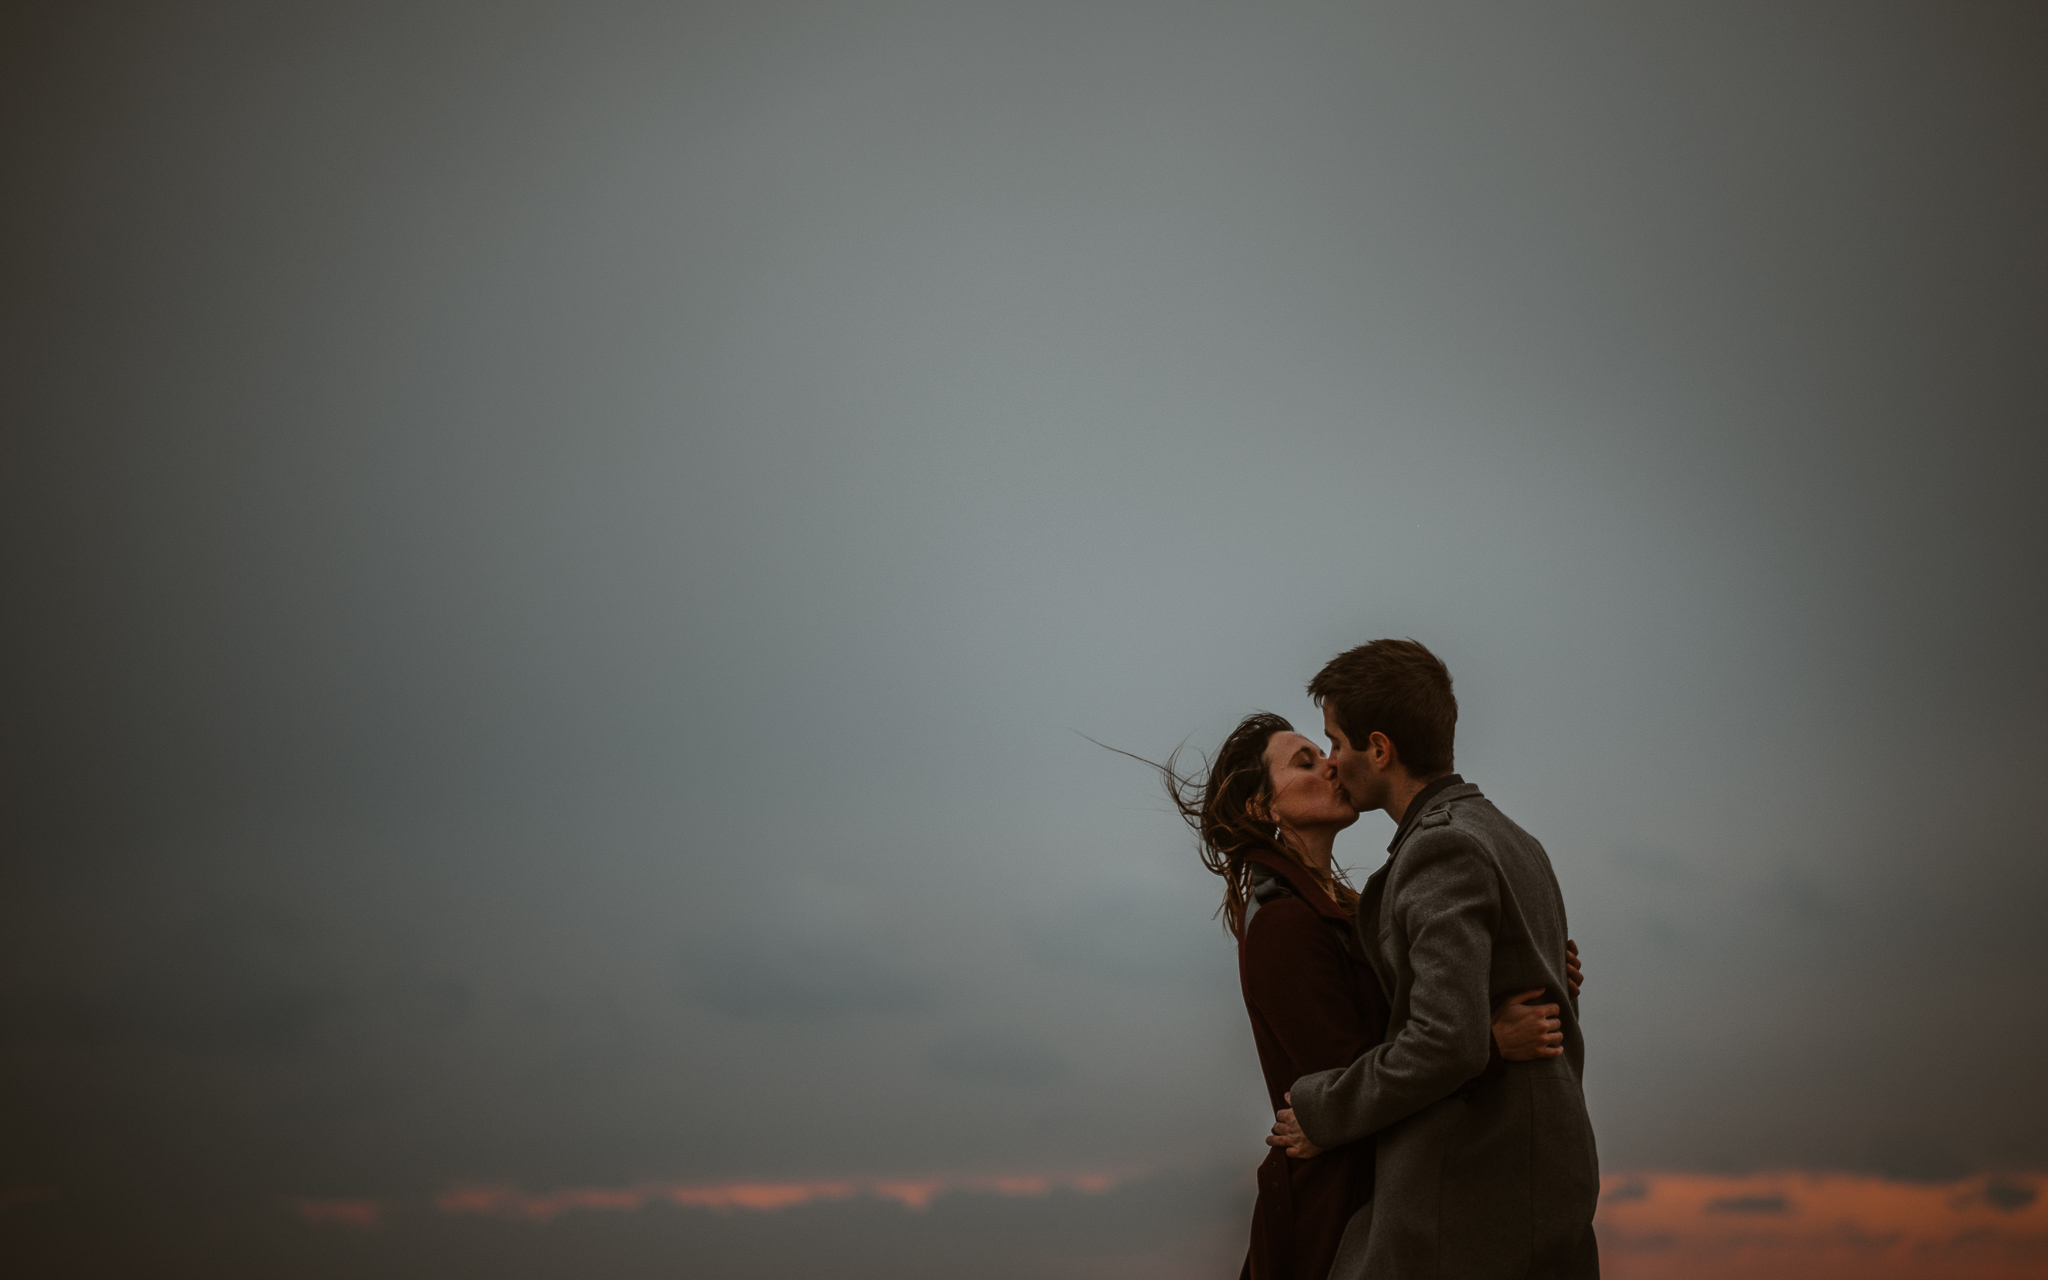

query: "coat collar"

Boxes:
[1241, 848, 1352, 923]
[1386, 779, 1484, 858]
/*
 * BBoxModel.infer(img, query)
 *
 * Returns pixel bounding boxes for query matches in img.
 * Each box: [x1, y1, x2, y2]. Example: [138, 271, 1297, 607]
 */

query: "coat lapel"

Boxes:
[1355, 861, 1394, 1001]
[1239, 849, 1351, 922]
[1357, 782, 1483, 1000]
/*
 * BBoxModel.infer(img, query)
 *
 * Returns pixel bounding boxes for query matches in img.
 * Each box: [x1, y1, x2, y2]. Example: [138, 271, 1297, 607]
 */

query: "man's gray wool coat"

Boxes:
[1291, 781, 1601, 1279]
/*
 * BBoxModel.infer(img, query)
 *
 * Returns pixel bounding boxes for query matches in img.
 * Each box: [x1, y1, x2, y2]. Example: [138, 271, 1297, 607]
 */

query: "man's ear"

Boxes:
[1368, 731, 1398, 771]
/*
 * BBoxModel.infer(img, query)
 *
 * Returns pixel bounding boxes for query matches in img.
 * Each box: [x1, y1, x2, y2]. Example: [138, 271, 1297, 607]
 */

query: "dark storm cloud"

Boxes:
[926, 1025, 1066, 1087]
[4, 0, 2048, 1275]
[694, 938, 935, 1020]
[1704, 1193, 1789, 1216]
[1020, 881, 1234, 989]
[3, 894, 476, 1061]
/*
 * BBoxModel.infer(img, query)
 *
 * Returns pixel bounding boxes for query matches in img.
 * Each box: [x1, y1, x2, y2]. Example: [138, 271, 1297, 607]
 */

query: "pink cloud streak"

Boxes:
[433, 1171, 1127, 1222]
[292, 1198, 385, 1230]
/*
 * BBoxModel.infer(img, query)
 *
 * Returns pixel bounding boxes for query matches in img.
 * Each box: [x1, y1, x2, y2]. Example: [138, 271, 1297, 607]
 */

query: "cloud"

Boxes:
[1597, 1172, 2048, 1279]
[432, 1171, 1126, 1222]
[2, 897, 474, 1064]
[0, 1186, 59, 1212]
[4, 905, 352, 1059]
[432, 1182, 862, 1220]
[326, 1166, 2048, 1280]
[1962, 1177, 2041, 1214]
[292, 1198, 385, 1229]
[1703, 1193, 1789, 1214]
[693, 939, 934, 1020]
[1019, 885, 1231, 989]
[926, 1025, 1066, 1086]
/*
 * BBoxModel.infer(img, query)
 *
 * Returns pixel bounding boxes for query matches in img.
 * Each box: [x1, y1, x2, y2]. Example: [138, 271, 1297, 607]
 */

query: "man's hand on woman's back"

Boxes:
[1267, 1092, 1323, 1160]
[1491, 990, 1564, 1060]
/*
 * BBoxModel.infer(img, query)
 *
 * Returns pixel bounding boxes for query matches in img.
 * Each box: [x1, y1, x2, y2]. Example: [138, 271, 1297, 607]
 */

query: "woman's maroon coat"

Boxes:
[1235, 852, 1388, 1280]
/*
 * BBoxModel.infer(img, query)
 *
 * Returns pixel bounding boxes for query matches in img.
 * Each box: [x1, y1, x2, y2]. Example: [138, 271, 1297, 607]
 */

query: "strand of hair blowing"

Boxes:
[1091, 713, 1360, 939]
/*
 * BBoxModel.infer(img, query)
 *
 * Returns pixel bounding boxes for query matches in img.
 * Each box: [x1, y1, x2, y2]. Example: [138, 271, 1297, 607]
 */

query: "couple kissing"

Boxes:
[1144, 639, 1600, 1279]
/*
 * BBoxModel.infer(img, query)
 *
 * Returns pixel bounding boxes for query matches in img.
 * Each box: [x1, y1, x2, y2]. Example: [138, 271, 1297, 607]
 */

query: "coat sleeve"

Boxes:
[1242, 899, 1376, 1077]
[1287, 831, 1500, 1149]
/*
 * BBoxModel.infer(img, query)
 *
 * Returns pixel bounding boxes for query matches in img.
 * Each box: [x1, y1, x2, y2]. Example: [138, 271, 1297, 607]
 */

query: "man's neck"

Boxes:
[1385, 770, 1451, 824]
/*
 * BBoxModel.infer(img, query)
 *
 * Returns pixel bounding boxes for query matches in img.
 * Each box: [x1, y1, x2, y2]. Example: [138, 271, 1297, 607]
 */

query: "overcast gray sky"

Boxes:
[5, 2, 2046, 1275]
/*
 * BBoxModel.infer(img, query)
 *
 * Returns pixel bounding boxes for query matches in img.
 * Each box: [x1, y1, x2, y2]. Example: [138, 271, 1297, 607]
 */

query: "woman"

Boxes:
[1152, 712, 1572, 1280]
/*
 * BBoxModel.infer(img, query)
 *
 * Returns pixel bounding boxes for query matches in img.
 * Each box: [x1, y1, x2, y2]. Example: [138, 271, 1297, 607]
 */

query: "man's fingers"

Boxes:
[1507, 988, 1545, 1005]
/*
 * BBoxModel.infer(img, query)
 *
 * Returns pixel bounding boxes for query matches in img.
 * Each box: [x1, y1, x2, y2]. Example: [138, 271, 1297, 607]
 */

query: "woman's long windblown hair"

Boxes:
[1099, 712, 1360, 939]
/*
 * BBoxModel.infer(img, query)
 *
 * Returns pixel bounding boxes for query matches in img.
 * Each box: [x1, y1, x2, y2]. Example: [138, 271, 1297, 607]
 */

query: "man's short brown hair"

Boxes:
[1307, 638, 1458, 778]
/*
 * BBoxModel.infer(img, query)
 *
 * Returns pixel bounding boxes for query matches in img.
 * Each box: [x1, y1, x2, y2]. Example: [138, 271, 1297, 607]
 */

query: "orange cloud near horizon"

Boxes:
[292, 1198, 385, 1230]
[1597, 1172, 2048, 1280]
[432, 1170, 1124, 1222]
[308, 1164, 2048, 1280]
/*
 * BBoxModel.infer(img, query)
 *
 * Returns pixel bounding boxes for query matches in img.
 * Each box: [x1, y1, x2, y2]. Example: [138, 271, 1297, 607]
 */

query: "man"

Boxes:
[1268, 639, 1600, 1278]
